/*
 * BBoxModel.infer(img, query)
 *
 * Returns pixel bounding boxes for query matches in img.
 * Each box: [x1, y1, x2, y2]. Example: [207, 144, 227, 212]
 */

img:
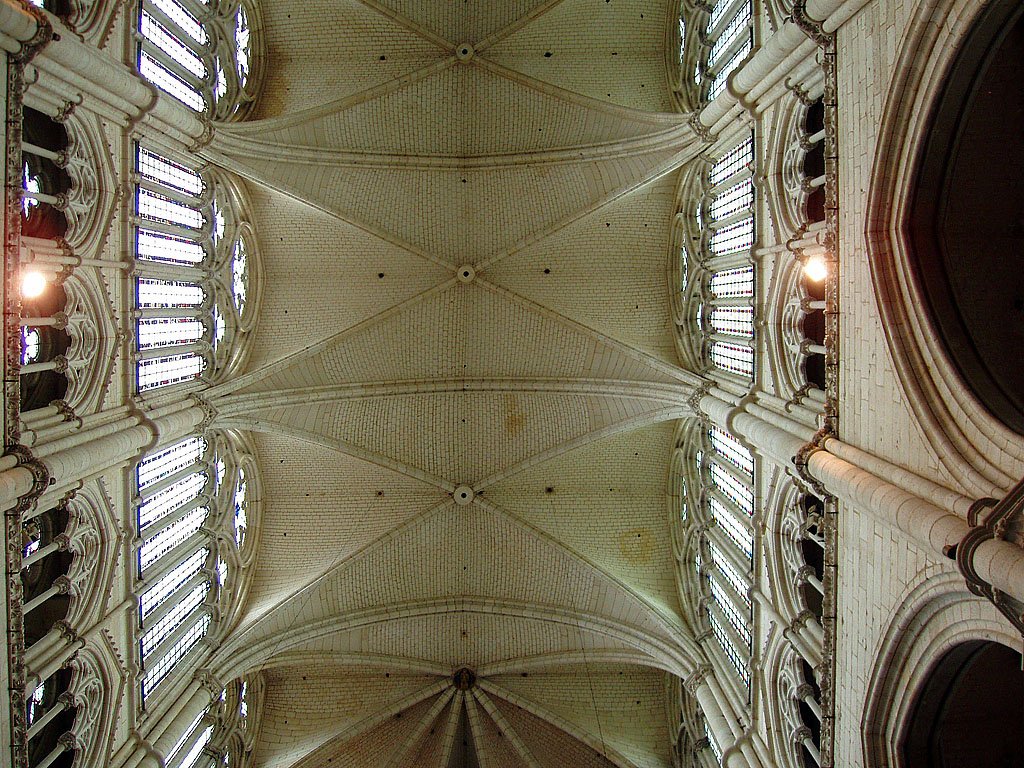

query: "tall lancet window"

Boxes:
[137, 0, 262, 119]
[134, 432, 260, 708]
[700, 132, 756, 380]
[702, 426, 755, 690]
[701, 0, 753, 101]
[132, 146, 259, 392]
[134, 146, 210, 391]
[135, 436, 213, 704]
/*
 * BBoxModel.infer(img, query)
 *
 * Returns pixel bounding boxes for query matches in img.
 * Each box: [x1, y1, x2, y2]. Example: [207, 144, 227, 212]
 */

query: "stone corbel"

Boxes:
[956, 480, 1024, 636]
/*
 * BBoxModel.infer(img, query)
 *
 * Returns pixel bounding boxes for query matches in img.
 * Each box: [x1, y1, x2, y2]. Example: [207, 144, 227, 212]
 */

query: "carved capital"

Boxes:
[687, 381, 712, 419]
[795, 564, 816, 584]
[688, 112, 715, 144]
[788, 609, 815, 633]
[790, 1, 830, 47]
[792, 725, 814, 746]
[190, 393, 218, 432]
[58, 731, 83, 751]
[957, 478, 1024, 635]
[196, 668, 224, 699]
[50, 399, 82, 428]
[683, 665, 711, 695]
[794, 425, 831, 499]
[795, 683, 816, 702]
[53, 575, 73, 596]
[189, 119, 215, 152]
[54, 619, 78, 643]
[12, 4, 54, 64]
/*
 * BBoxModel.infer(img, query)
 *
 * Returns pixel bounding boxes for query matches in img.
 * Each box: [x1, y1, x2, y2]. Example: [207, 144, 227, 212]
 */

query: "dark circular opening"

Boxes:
[907, 0, 1024, 433]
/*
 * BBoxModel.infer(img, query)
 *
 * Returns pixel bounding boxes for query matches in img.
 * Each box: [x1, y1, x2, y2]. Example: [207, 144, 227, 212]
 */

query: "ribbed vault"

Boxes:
[251, 662, 672, 768]
[203, 0, 694, 764]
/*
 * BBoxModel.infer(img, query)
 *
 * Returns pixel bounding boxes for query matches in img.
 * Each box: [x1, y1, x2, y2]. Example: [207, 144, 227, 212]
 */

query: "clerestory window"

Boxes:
[136, 437, 213, 703]
[697, 132, 757, 380]
[137, 0, 261, 120]
[697, 425, 756, 694]
[132, 145, 256, 392]
[134, 431, 259, 708]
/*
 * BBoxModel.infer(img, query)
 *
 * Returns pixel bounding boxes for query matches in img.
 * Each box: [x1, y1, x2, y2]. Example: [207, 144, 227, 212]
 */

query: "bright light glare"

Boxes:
[21, 271, 47, 299]
[803, 255, 828, 283]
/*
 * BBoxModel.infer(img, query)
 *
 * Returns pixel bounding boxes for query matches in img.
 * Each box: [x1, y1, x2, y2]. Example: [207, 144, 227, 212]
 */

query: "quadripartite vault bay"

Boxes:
[2, 0, 1023, 767]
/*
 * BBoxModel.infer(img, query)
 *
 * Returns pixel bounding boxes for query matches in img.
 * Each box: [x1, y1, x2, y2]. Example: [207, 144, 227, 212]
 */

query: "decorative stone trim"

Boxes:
[957, 482, 1024, 635]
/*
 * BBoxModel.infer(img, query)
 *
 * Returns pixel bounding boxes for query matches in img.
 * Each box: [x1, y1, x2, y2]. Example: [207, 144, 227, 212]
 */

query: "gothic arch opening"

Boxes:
[901, 640, 1024, 767]
[907, 0, 1024, 433]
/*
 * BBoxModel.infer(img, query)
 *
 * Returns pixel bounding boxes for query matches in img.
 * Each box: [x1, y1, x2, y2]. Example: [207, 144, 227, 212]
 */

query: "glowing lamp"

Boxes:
[803, 255, 828, 283]
[21, 271, 46, 299]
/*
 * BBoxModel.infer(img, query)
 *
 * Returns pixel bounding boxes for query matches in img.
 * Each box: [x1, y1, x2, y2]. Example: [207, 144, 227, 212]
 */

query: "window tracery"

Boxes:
[676, 131, 757, 381]
[669, 670, 717, 767]
[134, 431, 259, 708]
[17, 494, 105, 768]
[673, 418, 758, 720]
[137, 0, 263, 121]
[206, 674, 263, 768]
[18, 105, 120, 418]
[133, 146, 259, 393]
[678, 0, 754, 108]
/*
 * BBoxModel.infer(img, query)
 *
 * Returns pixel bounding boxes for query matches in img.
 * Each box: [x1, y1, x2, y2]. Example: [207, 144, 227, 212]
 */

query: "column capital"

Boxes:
[683, 665, 712, 695]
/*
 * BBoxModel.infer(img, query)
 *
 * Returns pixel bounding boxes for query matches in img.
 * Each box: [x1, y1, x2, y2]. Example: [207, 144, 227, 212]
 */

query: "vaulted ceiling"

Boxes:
[202, 2, 702, 765]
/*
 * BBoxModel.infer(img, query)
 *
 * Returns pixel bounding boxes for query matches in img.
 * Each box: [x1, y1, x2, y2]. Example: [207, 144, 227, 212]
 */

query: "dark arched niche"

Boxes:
[907, 0, 1024, 433]
[901, 641, 1023, 767]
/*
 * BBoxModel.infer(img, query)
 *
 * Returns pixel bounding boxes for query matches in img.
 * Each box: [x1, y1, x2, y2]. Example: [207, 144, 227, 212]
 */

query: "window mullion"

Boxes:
[142, 614, 211, 704]
[706, 522, 752, 580]
[707, 209, 753, 232]
[141, 571, 209, 631]
[707, 331, 754, 348]
[137, 341, 207, 361]
[706, 0, 746, 43]
[137, 176, 204, 208]
[705, 250, 753, 273]
[141, 40, 208, 92]
[709, 295, 752, 309]
[710, 445, 753, 484]
[134, 216, 206, 242]
[135, 258, 208, 281]
[707, 600, 750, 674]
[138, 461, 206, 501]
[139, 494, 208, 543]
[142, 1, 206, 54]
[139, 530, 210, 582]
[707, 28, 751, 79]
[144, 602, 209, 665]
[707, 166, 753, 197]
[137, 306, 205, 321]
